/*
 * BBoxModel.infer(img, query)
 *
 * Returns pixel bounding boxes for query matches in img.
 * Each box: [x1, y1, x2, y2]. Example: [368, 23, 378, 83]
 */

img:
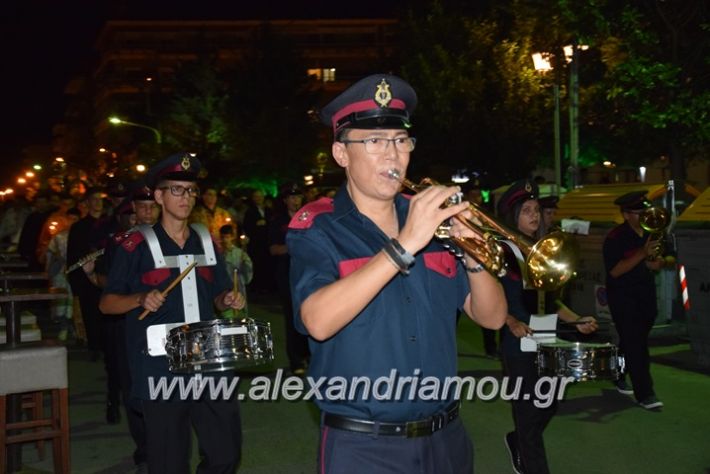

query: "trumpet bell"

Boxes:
[526, 231, 580, 291]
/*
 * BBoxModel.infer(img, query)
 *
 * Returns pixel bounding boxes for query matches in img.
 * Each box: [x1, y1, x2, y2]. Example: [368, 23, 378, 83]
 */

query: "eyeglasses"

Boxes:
[157, 185, 200, 197]
[340, 136, 416, 154]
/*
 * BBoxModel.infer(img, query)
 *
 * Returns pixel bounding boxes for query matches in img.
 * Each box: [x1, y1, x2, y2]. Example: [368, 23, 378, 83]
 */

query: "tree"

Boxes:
[227, 25, 322, 185]
[587, 1, 709, 185]
[396, 0, 709, 187]
[162, 55, 234, 175]
[396, 1, 553, 185]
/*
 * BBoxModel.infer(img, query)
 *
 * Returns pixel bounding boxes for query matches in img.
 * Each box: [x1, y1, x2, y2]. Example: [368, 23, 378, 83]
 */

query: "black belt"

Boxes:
[323, 402, 459, 438]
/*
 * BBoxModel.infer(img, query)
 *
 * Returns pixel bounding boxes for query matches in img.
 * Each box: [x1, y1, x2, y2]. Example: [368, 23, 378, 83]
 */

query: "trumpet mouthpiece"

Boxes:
[388, 169, 401, 180]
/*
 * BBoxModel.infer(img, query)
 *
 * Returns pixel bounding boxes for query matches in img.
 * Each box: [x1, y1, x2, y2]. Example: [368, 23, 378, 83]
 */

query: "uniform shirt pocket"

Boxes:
[141, 268, 171, 286]
[423, 251, 457, 278]
[338, 257, 372, 278]
[197, 266, 214, 283]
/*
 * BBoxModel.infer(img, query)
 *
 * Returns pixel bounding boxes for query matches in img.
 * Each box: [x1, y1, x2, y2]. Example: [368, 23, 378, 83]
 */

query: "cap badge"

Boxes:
[374, 79, 393, 108]
[524, 182, 532, 193]
[181, 156, 191, 170]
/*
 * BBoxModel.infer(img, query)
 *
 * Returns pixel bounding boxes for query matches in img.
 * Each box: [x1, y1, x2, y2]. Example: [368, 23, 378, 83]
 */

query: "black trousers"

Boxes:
[502, 352, 557, 474]
[75, 284, 104, 352]
[607, 286, 657, 401]
[482, 328, 498, 356]
[277, 280, 309, 371]
[318, 417, 473, 474]
[142, 398, 242, 474]
[103, 317, 146, 464]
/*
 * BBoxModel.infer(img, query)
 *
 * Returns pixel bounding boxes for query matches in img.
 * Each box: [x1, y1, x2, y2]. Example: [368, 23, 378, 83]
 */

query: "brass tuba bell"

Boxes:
[638, 206, 670, 259]
[388, 170, 579, 291]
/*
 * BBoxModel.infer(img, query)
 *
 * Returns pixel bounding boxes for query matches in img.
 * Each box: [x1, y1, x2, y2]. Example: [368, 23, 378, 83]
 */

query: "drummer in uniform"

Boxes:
[497, 179, 597, 474]
[99, 153, 244, 473]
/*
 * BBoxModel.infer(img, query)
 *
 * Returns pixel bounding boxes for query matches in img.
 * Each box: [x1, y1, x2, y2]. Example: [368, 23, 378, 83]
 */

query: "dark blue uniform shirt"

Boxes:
[603, 221, 655, 291]
[103, 223, 231, 400]
[287, 186, 470, 422]
[499, 244, 558, 356]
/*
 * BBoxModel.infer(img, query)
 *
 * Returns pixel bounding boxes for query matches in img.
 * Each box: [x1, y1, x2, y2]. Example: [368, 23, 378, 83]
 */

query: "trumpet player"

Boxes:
[287, 74, 507, 474]
[603, 190, 666, 410]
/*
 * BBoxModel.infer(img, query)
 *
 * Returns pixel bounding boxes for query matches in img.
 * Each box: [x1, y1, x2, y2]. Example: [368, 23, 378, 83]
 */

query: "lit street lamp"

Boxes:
[532, 52, 562, 193]
[533, 43, 588, 190]
[108, 116, 162, 144]
[564, 44, 588, 189]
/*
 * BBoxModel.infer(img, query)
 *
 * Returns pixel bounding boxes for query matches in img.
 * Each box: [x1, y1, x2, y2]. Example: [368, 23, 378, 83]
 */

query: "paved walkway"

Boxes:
[14, 301, 710, 473]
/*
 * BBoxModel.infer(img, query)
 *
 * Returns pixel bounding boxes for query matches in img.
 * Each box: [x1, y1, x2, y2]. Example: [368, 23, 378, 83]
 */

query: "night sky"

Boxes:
[0, 0, 406, 168]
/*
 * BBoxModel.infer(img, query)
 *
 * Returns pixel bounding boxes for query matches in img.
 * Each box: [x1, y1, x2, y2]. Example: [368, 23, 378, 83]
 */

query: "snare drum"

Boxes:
[165, 318, 274, 373]
[536, 341, 624, 381]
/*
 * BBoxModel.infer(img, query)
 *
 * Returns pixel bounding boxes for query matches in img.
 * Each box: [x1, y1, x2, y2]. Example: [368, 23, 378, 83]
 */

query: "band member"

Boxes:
[268, 182, 309, 375]
[94, 185, 157, 468]
[537, 195, 559, 235]
[497, 179, 597, 474]
[603, 190, 665, 410]
[67, 187, 110, 358]
[287, 74, 507, 473]
[99, 153, 245, 473]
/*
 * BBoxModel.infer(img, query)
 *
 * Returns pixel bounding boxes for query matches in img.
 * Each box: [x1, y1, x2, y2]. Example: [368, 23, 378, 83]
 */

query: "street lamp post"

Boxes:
[108, 116, 162, 144]
[532, 52, 562, 194]
[533, 44, 588, 191]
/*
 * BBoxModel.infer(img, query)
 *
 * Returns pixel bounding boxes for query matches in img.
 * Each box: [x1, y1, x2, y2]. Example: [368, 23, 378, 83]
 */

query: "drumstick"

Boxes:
[560, 320, 609, 326]
[138, 262, 198, 320]
[232, 268, 240, 297]
[530, 329, 580, 334]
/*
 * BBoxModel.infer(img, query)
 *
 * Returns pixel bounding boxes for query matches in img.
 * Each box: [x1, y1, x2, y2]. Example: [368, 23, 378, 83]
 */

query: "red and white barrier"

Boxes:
[679, 264, 690, 310]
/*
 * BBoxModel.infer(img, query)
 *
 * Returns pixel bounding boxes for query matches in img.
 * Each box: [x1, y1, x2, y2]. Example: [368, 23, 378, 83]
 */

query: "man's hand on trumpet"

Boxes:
[396, 184, 469, 255]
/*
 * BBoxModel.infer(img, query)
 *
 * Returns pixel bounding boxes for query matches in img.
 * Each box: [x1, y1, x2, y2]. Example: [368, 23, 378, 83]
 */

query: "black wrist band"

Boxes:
[383, 238, 415, 275]
[464, 262, 485, 273]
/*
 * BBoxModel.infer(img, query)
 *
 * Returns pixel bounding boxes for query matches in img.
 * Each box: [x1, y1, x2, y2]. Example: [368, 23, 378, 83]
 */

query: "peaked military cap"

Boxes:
[131, 183, 154, 202]
[145, 153, 201, 189]
[497, 179, 539, 217]
[114, 196, 135, 216]
[538, 195, 559, 209]
[106, 177, 129, 197]
[614, 190, 650, 211]
[320, 74, 417, 138]
[84, 186, 107, 198]
[279, 182, 303, 198]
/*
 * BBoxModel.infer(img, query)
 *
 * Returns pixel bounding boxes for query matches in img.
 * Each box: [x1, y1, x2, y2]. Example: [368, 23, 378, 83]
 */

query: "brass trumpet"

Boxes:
[639, 206, 670, 259]
[388, 170, 578, 291]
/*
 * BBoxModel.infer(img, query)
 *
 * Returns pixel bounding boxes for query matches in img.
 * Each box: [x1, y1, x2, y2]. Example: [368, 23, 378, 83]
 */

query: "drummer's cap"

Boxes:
[497, 179, 539, 217]
[145, 153, 201, 189]
[614, 190, 651, 212]
[319, 74, 417, 139]
[538, 195, 559, 210]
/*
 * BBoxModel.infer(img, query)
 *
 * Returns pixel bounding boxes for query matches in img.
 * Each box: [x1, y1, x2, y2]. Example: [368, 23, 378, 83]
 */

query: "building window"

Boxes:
[307, 68, 336, 82]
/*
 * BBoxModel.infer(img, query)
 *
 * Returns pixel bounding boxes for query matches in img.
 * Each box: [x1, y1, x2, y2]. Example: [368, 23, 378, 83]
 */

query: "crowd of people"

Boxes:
[0, 73, 666, 474]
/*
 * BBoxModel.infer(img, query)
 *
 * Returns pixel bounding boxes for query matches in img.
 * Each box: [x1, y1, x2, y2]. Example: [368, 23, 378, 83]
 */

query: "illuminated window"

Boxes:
[323, 68, 336, 82]
[307, 68, 336, 82]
